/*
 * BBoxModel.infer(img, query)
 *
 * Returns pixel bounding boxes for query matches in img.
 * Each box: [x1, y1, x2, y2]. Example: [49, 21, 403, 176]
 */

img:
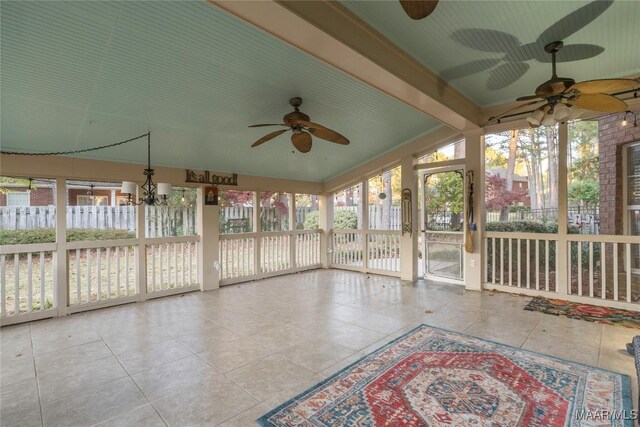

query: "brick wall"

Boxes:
[598, 108, 640, 235]
[0, 187, 53, 206]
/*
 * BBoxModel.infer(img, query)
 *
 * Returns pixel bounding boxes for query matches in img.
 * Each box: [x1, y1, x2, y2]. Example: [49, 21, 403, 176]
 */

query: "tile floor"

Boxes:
[1, 269, 636, 426]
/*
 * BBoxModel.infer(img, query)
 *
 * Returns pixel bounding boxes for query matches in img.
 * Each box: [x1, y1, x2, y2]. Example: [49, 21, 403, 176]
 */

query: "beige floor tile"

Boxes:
[197, 337, 273, 373]
[115, 339, 192, 374]
[1, 323, 33, 364]
[225, 354, 316, 402]
[152, 376, 258, 426]
[1, 378, 42, 427]
[35, 340, 113, 375]
[37, 355, 129, 403]
[217, 403, 269, 427]
[41, 377, 147, 427]
[131, 354, 219, 401]
[30, 315, 102, 355]
[277, 338, 355, 373]
[1, 356, 35, 388]
[95, 404, 166, 427]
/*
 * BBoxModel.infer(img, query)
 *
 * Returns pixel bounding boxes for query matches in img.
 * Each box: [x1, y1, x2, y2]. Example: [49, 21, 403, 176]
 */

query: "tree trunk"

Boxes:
[546, 127, 558, 209]
[500, 130, 518, 221]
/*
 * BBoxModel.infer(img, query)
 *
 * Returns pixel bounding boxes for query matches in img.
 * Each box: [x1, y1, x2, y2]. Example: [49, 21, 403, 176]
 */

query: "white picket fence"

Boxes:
[336, 205, 402, 230]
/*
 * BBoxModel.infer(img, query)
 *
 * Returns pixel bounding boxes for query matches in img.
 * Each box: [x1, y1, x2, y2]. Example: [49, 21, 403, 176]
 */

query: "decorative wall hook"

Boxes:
[401, 188, 412, 236]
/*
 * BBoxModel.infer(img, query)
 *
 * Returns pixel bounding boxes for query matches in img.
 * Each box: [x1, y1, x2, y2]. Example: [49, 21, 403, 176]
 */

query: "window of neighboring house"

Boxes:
[7, 191, 30, 206]
[77, 195, 108, 206]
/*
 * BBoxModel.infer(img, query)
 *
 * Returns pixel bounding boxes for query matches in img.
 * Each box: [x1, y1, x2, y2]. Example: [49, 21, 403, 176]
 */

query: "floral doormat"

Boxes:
[525, 296, 640, 329]
[257, 325, 632, 426]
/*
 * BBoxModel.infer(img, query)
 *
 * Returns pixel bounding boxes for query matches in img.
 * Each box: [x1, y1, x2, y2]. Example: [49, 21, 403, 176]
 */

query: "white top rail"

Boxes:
[0, 242, 57, 254]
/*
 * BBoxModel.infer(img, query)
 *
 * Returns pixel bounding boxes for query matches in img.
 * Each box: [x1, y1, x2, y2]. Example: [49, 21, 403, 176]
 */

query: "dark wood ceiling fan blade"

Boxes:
[248, 124, 287, 128]
[569, 79, 639, 94]
[571, 93, 628, 113]
[516, 95, 541, 101]
[251, 129, 288, 147]
[399, 0, 438, 20]
[297, 120, 349, 145]
[291, 132, 312, 153]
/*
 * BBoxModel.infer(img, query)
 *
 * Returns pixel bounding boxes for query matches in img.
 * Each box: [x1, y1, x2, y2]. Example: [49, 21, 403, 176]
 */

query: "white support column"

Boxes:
[361, 179, 369, 271]
[400, 156, 418, 281]
[557, 123, 569, 296]
[463, 130, 484, 291]
[55, 177, 68, 316]
[319, 193, 333, 268]
[136, 201, 148, 301]
[197, 187, 219, 291]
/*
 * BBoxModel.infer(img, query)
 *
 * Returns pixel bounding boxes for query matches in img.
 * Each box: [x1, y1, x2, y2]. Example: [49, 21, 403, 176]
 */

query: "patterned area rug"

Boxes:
[525, 296, 640, 329]
[258, 325, 632, 426]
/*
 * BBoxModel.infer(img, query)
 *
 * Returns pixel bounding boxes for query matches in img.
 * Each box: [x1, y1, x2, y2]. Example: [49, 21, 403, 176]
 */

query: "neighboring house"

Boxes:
[0, 183, 127, 207]
[486, 167, 531, 208]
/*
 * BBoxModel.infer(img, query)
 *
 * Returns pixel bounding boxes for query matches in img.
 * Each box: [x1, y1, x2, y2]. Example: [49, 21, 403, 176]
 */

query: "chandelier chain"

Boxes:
[0, 132, 150, 156]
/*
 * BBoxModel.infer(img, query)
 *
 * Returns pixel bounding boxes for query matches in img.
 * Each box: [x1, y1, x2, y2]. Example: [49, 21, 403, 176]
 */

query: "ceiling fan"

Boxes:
[399, 0, 438, 20]
[512, 41, 638, 126]
[249, 97, 349, 153]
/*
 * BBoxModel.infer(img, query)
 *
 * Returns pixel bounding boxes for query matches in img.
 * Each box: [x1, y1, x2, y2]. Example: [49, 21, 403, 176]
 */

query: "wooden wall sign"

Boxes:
[185, 170, 238, 186]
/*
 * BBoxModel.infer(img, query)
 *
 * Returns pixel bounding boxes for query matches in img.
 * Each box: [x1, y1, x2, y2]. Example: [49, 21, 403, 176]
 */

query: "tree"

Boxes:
[568, 179, 599, 206]
[485, 173, 527, 214]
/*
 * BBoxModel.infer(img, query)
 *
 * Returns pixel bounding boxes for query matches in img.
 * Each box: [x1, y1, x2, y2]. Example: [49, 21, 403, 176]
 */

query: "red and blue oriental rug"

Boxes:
[258, 325, 632, 426]
[524, 296, 640, 329]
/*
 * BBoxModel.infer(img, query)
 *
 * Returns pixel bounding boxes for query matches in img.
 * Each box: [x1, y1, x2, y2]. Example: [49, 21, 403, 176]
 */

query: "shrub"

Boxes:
[333, 209, 358, 229]
[0, 228, 135, 245]
[303, 211, 320, 230]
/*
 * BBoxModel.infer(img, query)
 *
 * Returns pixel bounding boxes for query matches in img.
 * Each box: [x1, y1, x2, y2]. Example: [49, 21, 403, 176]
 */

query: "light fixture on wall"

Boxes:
[121, 132, 171, 206]
[622, 110, 638, 127]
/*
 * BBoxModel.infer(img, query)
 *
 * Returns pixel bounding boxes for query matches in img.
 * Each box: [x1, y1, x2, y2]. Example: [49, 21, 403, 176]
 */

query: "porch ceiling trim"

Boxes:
[208, 0, 481, 133]
[0, 155, 324, 194]
[323, 126, 461, 194]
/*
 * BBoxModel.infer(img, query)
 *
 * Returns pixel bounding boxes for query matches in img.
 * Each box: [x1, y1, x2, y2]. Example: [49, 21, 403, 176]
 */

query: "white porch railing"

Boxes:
[0, 243, 56, 321]
[567, 235, 639, 303]
[484, 232, 640, 309]
[219, 230, 321, 285]
[331, 230, 401, 276]
[146, 236, 199, 294]
[67, 240, 138, 307]
[484, 232, 558, 292]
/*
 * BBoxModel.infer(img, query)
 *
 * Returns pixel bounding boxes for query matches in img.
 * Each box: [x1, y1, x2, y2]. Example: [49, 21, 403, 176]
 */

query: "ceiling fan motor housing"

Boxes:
[283, 111, 310, 126]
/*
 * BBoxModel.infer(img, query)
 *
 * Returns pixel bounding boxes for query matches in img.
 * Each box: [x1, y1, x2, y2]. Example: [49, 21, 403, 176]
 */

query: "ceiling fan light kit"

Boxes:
[492, 40, 639, 128]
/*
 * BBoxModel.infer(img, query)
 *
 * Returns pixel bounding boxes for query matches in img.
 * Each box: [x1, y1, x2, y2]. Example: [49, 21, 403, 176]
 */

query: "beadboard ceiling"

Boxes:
[0, 1, 441, 182]
[342, 0, 639, 107]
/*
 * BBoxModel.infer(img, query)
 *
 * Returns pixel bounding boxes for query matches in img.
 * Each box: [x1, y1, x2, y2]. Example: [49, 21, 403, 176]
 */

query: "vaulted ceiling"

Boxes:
[0, 1, 440, 182]
[342, 0, 639, 107]
[2, 1, 638, 183]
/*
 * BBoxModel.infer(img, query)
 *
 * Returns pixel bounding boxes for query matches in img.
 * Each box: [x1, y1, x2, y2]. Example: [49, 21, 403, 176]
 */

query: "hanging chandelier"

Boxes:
[121, 132, 171, 206]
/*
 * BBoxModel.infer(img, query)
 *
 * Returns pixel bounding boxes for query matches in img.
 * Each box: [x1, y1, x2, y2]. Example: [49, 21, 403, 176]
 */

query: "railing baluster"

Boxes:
[116, 246, 121, 297]
[588, 242, 594, 298]
[96, 248, 101, 301]
[87, 249, 92, 303]
[500, 238, 504, 285]
[601, 243, 606, 299]
[76, 249, 81, 303]
[577, 241, 582, 296]
[1, 254, 5, 317]
[181, 242, 185, 288]
[535, 239, 539, 290]
[13, 253, 19, 314]
[125, 246, 130, 295]
[188, 241, 193, 284]
[39, 252, 45, 310]
[106, 247, 111, 299]
[517, 239, 521, 288]
[626, 243, 632, 303]
[152, 244, 157, 291]
[491, 238, 496, 284]
[27, 253, 33, 312]
[545, 240, 549, 292]
[613, 243, 618, 301]
[173, 242, 178, 288]
[508, 238, 512, 286]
